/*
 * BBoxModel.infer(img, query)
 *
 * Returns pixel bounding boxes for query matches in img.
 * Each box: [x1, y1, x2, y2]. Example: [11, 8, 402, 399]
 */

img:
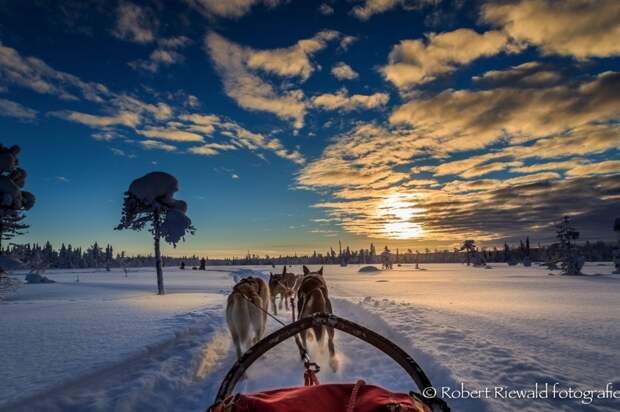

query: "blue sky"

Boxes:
[1, 0, 619, 257]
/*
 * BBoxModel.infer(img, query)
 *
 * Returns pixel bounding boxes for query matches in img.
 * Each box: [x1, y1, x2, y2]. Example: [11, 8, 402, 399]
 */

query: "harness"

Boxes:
[236, 276, 320, 386]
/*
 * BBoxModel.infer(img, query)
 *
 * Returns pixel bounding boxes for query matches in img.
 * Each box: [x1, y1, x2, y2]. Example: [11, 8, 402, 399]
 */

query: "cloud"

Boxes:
[206, 32, 323, 128]
[110, 147, 137, 158]
[459, 160, 523, 178]
[112, 1, 158, 44]
[473, 61, 563, 88]
[51, 110, 141, 128]
[181, 113, 305, 164]
[0, 42, 177, 130]
[383, 29, 517, 88]
[92, 130, 124, 141]
[157, 36, 192, 49]
[0, 98, 37, 120]
[189, 143, 237, 155]
[244, 30, 339, 81]
[331, 62, 359, 80]
[138, 127, 204, 142]
[297, 114, 620, 243]
[566, 160, 620, 177]
[297, 124, 423, 189]
[0, 42, 303, 166]
[351, 0, 438, 20]
[130, 49, 185, 72]
[511, 159, 587, 174]
[390, 71, 620, 151]
[319, 3, 334, 15]
[206, 33, 291, 120]
[129, 36, 191, 73]
[186, 0, 286, 18]
[0, 41, 110, 102]
[138, 140, 177, 151]
[339, 36, 358, 50]
[311, 89, 389, 111]
[481, 0, 620, 59]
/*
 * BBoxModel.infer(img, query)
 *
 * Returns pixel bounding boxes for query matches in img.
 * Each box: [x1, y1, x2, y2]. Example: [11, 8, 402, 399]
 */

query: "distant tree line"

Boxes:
[3, 239, 617, 270]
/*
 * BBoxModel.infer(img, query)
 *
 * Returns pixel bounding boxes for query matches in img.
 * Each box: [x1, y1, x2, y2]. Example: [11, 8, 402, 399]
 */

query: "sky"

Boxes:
[1, 0, 619, 257]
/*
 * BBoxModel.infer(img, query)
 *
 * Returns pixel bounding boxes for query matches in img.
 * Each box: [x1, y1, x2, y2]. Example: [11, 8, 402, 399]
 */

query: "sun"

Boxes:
[377, 193, 425, 239]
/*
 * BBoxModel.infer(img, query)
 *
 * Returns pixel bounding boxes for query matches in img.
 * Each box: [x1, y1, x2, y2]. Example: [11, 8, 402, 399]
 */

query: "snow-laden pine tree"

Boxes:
[115, 172, 195, 295]
[0, 144, 35, 299]
[0, 144, 35, 262]
[556, 216, 585, 276]
[613, 217, 620, 274]
[461, 240, 476, 266]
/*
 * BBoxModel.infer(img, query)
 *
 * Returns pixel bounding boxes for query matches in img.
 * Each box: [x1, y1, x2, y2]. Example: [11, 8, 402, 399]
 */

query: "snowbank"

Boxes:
[229, 268, 270, 283]
[358, 265, 380, 273]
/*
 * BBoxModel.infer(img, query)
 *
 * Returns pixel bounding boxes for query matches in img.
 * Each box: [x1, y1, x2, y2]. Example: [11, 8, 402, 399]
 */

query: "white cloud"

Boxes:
[312, 89, 389, 111]
[138, 140, 177, 151]
[482, 0, 620, 59]
[339, 36, 358, 50]
[0, 41, 110, 102]
[110, 147, 137, 158]
[319, 3, 334, 15]
[186, 0, 286, 19]
[473, 61, 563, 88]
[244, 30, 339, 81]
[157, 36, 192, 49]
[351, 0, 438, 20]
[383, 29, 517, 88]
[390, 71, 620, 152]
[205, 32, 312, 128]
[0, 98, 37, 120]
[112, 1, 158, 44]
[189, 143, 237, 155]
[130, 37, 191, 73]
[51, 111, 140, 128]
[181, 113, 305, 164]
[138, 128, 204, 142]
[566, 160, 620, 177]
[331, 62, 359, 80]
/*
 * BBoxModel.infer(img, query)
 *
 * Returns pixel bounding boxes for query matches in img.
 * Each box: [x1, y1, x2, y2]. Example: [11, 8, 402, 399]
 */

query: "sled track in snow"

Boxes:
[2, 297, 482, 412]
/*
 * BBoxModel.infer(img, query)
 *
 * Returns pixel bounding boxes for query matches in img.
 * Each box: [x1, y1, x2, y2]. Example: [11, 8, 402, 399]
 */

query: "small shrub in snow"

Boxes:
[0, 270, 21, 300]
[115, 172, 195, 295]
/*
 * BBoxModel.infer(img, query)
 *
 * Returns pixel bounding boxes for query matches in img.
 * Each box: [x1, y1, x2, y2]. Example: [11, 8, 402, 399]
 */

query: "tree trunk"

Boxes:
[153, 211, 164, 295]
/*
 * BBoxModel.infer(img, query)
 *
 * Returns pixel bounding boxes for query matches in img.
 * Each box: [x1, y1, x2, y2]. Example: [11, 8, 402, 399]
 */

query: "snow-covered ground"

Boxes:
[1, 263, 619, 411]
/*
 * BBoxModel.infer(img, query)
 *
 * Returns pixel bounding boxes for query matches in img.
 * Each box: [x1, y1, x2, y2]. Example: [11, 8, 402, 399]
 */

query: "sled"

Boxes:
[207, 313, 450, 412]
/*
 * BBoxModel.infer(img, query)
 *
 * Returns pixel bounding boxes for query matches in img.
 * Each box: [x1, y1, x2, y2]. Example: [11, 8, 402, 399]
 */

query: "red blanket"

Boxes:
[211, 383, 432, 412]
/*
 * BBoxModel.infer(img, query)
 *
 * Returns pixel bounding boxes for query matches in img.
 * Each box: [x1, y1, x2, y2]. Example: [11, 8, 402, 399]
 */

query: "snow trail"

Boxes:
[4, 264, 618, 412]
[3, 296, 483, 412]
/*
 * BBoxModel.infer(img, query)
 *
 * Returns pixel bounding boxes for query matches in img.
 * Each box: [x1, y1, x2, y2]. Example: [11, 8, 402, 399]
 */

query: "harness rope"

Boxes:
[237, 289, 320, 385]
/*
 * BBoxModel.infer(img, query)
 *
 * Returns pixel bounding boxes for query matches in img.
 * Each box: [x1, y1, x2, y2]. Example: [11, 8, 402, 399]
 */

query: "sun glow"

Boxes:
[378, 193, 425, 239]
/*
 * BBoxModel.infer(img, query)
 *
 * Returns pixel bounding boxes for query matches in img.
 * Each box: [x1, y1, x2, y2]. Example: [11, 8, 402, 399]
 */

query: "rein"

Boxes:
[237, 289, 319, 384]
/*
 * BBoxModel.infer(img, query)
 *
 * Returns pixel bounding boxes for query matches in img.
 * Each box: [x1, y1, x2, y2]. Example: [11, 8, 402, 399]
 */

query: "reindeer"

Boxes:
[297, 265, 338, 372]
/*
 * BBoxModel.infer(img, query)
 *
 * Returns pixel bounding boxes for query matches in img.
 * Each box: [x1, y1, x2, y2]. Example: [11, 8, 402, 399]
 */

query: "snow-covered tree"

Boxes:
[461, 240, 476, 266]
[556, 216, 584, 276]
[380, 246, 392, 269]
[0, 144, 35, 257]
[613, 217, 620, 274]
[115, 172, 195, 294]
